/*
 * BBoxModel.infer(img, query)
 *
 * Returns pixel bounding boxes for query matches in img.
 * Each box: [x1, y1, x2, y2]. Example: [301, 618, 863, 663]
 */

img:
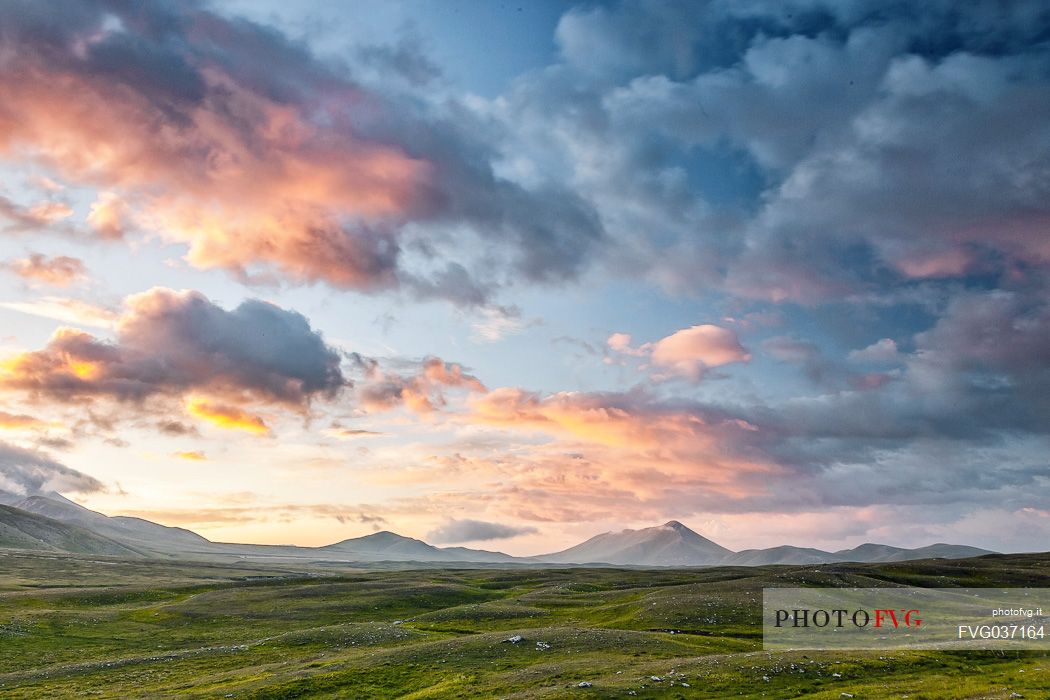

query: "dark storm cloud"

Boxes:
[492, 0, 1050, 303]
[0, 288, 346, 407]
[0, 440, 105, 496]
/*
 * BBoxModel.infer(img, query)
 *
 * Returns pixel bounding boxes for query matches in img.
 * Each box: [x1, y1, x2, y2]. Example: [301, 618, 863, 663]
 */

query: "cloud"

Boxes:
[87, 192, 130, 239]
[114, 503, 389, 529]
[470, 305, 528, 343]
[455, 355, 1050, 525]
[0, 440, 104, 496]
[173, 450, 207, 461]
[156, 420, 197, 436]
[0, 288, 345, 405]
[468, 387, 762, 454]
[0, 411, 46, 430]
[607, 324, 750, 380]
[3, 254, 86, 287]
[648, 324, 751, 380]
[0, 195, 74, 233]
[185, 398, 270, 435]
[848, 338, 902, 365]
[323, 427, 384, 440]
[0, 0, 602, 304]
[762, 335, 840, 386]
[0, 288, 345, 434]
[0, 297, 118, 328]
[426, 518, 538, 544]
[478, 0, 1050, 309]
[606, 332, 634, 353]
[358, 355, 486, 414]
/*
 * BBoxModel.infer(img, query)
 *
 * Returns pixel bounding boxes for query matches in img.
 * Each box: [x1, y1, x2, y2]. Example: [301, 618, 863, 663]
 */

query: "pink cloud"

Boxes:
[359, 357, 487, 414]
[607, 324, 751, 380]
[894, 247, 974, 279]
[3, 254, 86, 287]
[0, 10, 432, 290]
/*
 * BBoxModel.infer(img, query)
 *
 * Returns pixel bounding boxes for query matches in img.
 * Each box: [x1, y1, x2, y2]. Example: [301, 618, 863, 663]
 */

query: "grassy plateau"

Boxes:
[0, 550, 1047, 698]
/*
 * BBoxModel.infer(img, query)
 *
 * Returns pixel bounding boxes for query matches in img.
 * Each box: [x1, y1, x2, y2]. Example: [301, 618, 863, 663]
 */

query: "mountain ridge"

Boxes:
[0, 494, 1000, 566]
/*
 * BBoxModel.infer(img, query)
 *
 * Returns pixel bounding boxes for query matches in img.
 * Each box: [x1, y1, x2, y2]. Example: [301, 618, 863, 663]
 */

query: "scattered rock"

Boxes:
[504, 635, 523, 644]
[577, 681, 592, 688]
[650, 675, 663, 682]
[841, 694, 854, 699]
[536, 641, 551, 650]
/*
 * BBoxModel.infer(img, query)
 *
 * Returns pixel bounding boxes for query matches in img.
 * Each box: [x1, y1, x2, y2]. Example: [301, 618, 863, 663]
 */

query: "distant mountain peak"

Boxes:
[542, 519, 732, 566]
[362, 530, 408, 540]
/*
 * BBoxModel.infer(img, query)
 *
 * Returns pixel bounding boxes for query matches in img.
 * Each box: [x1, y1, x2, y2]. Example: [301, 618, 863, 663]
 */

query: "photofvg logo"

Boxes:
[774, 607, 921, 629]
[763, 588, 1050, 650]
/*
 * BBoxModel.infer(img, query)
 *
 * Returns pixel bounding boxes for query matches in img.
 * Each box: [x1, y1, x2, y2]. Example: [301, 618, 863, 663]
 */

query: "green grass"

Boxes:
[0, 550, 1047, 698]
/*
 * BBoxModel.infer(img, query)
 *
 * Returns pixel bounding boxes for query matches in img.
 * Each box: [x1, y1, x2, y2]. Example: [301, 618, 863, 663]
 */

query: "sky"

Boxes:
[0, 0, 1048, 556]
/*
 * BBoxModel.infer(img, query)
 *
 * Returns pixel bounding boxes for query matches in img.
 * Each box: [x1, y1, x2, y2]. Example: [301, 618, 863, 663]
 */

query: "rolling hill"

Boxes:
[13, 492, 211, 553]
[0, 504, 143, 556]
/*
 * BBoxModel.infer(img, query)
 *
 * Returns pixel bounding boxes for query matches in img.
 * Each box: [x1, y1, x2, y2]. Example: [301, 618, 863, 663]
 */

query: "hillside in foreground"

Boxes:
[0, 549, 1046, 698]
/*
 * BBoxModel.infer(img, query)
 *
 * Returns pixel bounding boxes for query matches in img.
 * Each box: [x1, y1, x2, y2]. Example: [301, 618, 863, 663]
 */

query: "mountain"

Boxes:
[721, 541, 996, 566]
[851, 542, 994, 562]
[539, 521, 997, 567]
[0, 504, 143, 556]
[13, 493, 210, 553]
[0, 495, 999, 567]
[724, 545, 834, 566]
[541, 521, 733, 566]
[320, 531, 519, 563]
[832, 542, 905, 562]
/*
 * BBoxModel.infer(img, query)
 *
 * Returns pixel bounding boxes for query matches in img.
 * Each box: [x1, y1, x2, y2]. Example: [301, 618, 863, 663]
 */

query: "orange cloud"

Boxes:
[3, 254, 86, 287]
[0, 289, 346, 436]
[87, 192, 129, 239]
[469, 387, 754, 451]
[173, 450, 208, 461]
[0, 328, 110, 395]
[185, 398, 269, 436]
[0, 26, 431, 290]
[0, 289, 345, 406]
[0, 411, 47, 430]
[464, 387, 776, 506]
